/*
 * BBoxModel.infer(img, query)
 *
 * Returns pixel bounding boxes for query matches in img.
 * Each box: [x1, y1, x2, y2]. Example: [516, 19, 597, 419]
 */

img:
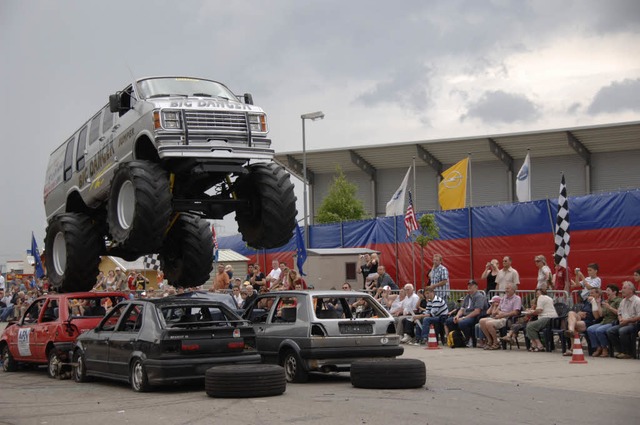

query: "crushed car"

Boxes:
[1, 291, 125, 378]
[242, 290, 403, 382]
[72, 297, 260, 392]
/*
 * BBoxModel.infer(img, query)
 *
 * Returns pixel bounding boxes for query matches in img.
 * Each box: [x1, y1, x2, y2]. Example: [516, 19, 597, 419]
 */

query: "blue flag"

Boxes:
[31, 232, 45, 279]
[295, 223, 307, 276]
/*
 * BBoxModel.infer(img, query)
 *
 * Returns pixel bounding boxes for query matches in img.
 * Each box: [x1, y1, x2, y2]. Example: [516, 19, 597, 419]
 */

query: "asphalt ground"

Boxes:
[0, 332, 638, 425]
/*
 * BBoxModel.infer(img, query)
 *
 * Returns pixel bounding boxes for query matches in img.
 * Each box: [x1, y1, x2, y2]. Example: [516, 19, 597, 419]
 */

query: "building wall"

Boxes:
[311, 149, 637, 218]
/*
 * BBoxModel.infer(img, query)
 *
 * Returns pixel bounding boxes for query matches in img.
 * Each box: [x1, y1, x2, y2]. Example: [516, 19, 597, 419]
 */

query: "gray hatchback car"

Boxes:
[242, 290, 403, 382]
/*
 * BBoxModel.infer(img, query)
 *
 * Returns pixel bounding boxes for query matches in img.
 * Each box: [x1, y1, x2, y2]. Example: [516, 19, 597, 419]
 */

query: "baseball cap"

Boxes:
[383, 285, 391, 291]
[490, 295, 501, 303]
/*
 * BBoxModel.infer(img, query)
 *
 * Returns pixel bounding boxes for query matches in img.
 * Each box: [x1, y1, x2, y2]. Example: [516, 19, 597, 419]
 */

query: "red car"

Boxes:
[1, 292, 125, 378]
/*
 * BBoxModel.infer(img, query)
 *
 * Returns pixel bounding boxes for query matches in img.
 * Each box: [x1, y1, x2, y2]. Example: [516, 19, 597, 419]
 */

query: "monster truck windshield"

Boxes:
[137, 77, 238, 101]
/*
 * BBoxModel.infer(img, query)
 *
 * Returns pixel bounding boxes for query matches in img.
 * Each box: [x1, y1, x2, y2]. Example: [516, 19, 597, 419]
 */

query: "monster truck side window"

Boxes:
[76, 126, 88, 171]
[88, 110, 102, 146]
[102, 106, 115, 133]
[63, 137, 75, 182]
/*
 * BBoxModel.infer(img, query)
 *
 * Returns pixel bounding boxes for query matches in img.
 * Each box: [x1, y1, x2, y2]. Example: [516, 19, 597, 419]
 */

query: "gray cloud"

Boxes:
[461, 90, 541, 124]
[355, 63, 434, 113]
[1, 0, 639, 262]
[587, 78, 640, 114]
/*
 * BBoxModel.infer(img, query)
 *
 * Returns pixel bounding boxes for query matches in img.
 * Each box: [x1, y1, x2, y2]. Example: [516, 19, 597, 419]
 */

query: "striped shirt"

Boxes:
[430, 265, 450, 299]
[426, 295, 449, 317]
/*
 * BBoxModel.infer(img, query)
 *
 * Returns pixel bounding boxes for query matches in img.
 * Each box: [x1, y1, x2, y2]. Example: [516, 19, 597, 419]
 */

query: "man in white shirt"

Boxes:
[397, 283, 420, 342]
[607, 281, 640, 359]
[495, 256, 520, 292]
[266, 260, 281, 289]
[0, 274, 5, 291]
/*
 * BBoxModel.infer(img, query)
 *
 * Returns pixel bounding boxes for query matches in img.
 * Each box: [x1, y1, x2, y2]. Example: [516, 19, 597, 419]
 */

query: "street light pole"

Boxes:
[300, 111, 324, 249]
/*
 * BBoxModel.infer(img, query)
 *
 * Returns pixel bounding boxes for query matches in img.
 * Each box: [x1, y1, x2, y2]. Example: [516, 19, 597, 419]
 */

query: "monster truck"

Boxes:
[43, 76, 296, 292]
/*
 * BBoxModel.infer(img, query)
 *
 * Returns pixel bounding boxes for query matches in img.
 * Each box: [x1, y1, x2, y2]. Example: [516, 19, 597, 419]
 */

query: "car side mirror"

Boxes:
[243, 93, 254, 105]
[109, 94, 121, 113]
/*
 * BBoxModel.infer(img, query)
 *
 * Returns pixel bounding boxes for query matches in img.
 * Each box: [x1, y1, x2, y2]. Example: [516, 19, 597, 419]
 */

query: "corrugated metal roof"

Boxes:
[307, 248, 379, 256]
[217, 249, 250, 262]
[276, 121, 640, 176]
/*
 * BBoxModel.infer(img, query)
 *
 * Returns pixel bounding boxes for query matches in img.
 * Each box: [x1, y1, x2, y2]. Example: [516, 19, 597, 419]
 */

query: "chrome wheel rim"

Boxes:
[132, 361, 143, 390]
[52, 231, 67, 275]
[117, 180, 135, 230]
[284, 355, 297, 382]
[48, 353, 60, 378]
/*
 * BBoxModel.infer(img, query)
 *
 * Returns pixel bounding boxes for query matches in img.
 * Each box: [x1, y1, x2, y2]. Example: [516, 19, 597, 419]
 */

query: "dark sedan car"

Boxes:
[72, 298, 260, 392]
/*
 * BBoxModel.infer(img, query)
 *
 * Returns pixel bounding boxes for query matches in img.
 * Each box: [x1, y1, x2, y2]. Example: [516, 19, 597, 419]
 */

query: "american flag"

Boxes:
[554, 174, 570, 268]
[404, 190, 419, 238]
[212, 224, 219, 262]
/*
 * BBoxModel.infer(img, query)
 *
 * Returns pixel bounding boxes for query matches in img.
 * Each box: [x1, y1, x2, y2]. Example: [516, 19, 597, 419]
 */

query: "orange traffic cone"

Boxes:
[425, 324, 441, 350]
[569, 332, 588, 364]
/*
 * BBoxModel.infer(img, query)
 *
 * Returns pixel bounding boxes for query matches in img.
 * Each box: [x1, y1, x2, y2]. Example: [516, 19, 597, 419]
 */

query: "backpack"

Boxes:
[447, 330, 467, 348]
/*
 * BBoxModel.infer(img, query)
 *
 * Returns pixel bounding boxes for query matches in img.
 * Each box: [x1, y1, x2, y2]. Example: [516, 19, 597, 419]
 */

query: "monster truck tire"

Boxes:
[107, 160, 171, 253]
[350, 359, 426, 389]
[235, 162, 297, 249]
[44, 213, 103, 293]
[159, 213, 213, 288]
[205, 364, 286, 398]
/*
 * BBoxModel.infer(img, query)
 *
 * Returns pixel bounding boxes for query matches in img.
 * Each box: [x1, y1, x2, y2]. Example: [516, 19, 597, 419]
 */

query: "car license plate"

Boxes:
[339, 323, 373, 334]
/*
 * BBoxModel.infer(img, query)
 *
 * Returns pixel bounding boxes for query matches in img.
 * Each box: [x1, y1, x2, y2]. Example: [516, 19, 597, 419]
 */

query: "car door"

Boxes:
[260, 295, 303, 355]
[108, 304, 144, 378]
[13, 299, 46, 362]
[83, 303, 127, 375]
[36, 298, 61, 361]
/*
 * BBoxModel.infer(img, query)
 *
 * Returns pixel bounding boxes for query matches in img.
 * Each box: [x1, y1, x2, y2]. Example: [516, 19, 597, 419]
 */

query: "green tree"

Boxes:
[316, 166, 366, 224]
[413, 213, 440, 286]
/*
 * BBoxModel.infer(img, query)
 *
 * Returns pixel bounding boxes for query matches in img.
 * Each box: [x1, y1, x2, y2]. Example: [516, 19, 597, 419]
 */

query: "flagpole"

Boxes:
[412, 157, 416, 286]
[394, 215, 399, 284]
[467, 153, 474, 278]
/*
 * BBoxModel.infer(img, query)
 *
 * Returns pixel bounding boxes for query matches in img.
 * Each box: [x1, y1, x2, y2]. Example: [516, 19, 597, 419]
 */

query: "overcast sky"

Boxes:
[1, 0, 639, 264]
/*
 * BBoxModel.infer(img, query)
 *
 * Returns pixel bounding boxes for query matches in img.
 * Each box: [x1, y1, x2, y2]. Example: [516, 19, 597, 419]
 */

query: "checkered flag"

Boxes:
[143, 254, 161, 271]
[554, 174, 570, 268]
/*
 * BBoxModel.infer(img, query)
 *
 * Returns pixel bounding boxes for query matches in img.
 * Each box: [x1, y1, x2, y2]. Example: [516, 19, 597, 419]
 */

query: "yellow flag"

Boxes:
[438, 157, 468, 210]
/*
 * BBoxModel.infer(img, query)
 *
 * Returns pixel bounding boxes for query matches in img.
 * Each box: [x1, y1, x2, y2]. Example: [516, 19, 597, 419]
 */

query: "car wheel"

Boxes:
[47, 350, 63, 379]
[235, 162, 297, 249]
[205, 364, 286, 398]
[159, 213, 214, 288]
[107, 160, 171, 253]
[73, 350, 90, 383]
[2, 345, 17, 372]
[281, 349, 309, 383]
[130, 358, 151, 392]
[44, 213, 103, 293]
[350, 359, 426, 389]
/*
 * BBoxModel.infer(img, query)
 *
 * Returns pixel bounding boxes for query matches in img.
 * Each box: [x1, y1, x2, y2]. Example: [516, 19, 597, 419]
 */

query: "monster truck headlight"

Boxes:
[248, 113, 268, 133]
[157, 110, 182, 129]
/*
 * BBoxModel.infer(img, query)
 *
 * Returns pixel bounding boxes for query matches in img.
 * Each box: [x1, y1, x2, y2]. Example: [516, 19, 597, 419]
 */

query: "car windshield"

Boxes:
[312, 295, 389, 319]
[137, 77, 238, 101]
[68, 296, 124, 318]
[159, 303, 246, 328]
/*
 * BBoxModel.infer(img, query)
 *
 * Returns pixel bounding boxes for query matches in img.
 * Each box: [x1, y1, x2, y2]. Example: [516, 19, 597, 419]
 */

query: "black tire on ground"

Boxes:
[107, 160, 171, 253]
[281, 349, 309, 383]
[350, 359, 426, 389]
[47, 350, 62, 379]
[2, 345, 17, 372]
[44, 213, 103, 293]
[130, 358, 151, 392]
[159, 213, 213, 288]
[205, 364, 286, 398]
[73, 350, 90, 383]
[235, 162, 297, 249]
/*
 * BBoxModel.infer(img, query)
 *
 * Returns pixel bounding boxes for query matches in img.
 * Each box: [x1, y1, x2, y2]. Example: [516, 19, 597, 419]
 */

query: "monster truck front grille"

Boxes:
[184, 111, 248, 135]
